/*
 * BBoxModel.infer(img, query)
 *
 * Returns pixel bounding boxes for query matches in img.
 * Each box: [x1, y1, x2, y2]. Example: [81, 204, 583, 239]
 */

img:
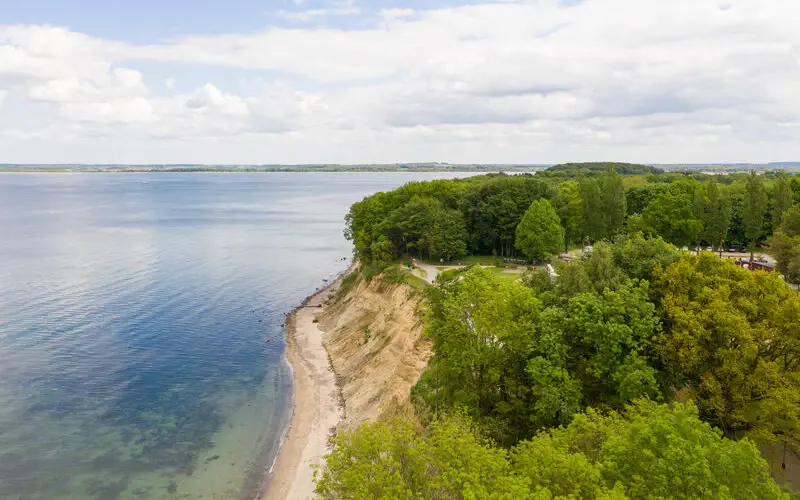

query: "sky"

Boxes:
[1, 0, 799, 164]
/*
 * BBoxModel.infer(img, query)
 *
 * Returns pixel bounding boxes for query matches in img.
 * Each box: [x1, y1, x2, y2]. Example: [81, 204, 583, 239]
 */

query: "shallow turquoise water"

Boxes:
[0, 172, 475, 500]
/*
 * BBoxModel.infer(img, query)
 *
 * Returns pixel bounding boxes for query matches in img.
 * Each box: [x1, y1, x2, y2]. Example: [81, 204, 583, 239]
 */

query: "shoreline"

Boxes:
[257, 266, 354, 500]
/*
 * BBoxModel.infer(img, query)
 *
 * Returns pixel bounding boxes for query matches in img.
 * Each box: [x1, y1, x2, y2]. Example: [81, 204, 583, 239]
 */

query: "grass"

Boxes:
[377, 263, 430, 290]
[404, 274, 429, 290]
[419, 254, 496, 266]
[382, 266, 410, 285]
[488, 267, 524, 282]
[336, 271, 359, 299]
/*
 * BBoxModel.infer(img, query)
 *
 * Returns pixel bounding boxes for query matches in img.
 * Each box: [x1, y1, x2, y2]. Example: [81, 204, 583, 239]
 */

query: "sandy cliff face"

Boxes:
[319, 274, 431, 426]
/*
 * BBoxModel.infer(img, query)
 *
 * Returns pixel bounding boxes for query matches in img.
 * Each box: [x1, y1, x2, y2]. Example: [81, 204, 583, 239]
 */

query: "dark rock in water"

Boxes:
[258, 319, 262, 323]
[167, 480, 178, 494]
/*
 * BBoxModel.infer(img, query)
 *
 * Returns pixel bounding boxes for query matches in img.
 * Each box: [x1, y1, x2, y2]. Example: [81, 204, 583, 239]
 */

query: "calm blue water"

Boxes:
[0, 172, 477, 500]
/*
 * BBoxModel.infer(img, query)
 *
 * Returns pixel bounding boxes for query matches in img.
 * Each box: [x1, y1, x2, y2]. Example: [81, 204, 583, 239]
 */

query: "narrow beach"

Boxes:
[259, 272, 348, 500]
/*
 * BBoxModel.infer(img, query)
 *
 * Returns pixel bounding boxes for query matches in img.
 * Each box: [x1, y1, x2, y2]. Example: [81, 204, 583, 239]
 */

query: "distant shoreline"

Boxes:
[0, 165, 543, 174]
[2, 163, 799, 174]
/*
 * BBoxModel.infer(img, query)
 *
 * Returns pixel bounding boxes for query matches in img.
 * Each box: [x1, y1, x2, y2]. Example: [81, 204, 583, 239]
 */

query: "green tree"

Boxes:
[370, 235, 394, 267]
[459, 175, 552, 257]
[416, 267, 543, 440]
[383, 196, 467, 261]
[580, 242, 627, 294]
[428, 205, 467, 262]
[625, 184, 667, 216]
[780, 205, 800, 237]
[515, 199, 565, 262]
[640, 191, 702, 247]
[316, 414, 530, 500]
[581, 177, 605, 242]
[512, 401, 787, 500]
[703, 179, 731, 252]
[610, 233, 682, 282]
[744, 171, 766, 260]
[601, 167, 627, 237]
[314, 419, 417, 499]
[653, 253, 800, 445]
[597, 401, 787, 500]
[561, 283, 662, 405]
[554, 180, 582, 253]
[768, 232, 800, 286]
[774, 172, 793, 230]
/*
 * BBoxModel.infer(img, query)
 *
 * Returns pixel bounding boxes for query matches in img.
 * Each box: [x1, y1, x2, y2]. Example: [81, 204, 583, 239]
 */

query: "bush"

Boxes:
[381, 266, 408, 285]
[362, 325, 371, 344]
[336, 272, 358, 300]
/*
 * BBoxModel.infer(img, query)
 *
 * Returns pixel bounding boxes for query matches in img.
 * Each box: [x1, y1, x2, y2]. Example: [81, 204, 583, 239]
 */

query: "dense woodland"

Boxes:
[345, 163, 800, 268]
[318, 164, 800, 499]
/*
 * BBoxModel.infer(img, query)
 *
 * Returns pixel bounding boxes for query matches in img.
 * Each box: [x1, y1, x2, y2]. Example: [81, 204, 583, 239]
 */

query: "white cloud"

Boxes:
[379, 8, 414, 21]
[183, 83, 249, 116]
[0, 25, 121, 84]
[1, 0, 800, 163]
[276, 0, 360, 22]
[61, 97, 156, 124]
[276, 6, 361, 22]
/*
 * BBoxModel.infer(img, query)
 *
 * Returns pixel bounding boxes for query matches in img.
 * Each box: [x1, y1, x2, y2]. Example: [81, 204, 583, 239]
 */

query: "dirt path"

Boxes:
[411, 260, 441, 284]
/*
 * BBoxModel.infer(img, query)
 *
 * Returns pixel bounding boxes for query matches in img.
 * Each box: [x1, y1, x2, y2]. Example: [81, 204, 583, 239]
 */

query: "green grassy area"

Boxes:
[487, 267, 524, 282]
[404, 274, 430, 290]
[379, 263, 430, 290]
[459, 255, 499, 265]
[422, 255, 523, 267]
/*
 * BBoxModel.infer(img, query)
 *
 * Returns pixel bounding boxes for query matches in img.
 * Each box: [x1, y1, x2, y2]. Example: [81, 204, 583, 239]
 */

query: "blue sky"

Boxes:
[1, 0, 799, 164]
[2, 0, 491, 40]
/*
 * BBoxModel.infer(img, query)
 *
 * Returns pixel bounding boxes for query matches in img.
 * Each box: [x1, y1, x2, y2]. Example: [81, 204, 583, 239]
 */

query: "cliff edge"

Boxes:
[319, 272, 431, 427]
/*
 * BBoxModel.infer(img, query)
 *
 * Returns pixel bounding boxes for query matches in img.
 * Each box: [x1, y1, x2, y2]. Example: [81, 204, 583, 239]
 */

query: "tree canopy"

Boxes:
[329, 169, 800, 498]
[515, 199, 565, 262]
[317, 402, 787, 500]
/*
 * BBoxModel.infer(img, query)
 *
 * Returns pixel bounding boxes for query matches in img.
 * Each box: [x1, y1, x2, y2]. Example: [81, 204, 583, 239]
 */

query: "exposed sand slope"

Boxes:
[262, 270, 431, 499]
[319, 274, 430, 426]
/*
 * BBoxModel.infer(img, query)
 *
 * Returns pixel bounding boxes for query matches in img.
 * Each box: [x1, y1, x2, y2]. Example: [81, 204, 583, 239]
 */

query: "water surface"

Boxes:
[0, 172, 476, 499]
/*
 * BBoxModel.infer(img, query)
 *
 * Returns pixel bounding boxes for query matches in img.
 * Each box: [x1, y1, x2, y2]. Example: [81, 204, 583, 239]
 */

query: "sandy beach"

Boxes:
[259, 274, 346, 500]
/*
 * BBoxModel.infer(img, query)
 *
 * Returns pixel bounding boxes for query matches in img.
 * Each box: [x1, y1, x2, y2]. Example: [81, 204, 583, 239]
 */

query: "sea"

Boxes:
[0, 172, 477, 500]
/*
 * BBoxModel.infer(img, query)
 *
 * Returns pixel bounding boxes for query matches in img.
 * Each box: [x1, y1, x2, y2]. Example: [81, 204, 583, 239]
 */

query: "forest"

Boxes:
[319, 164, 800, 499]
[345, 163, 800, 275]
